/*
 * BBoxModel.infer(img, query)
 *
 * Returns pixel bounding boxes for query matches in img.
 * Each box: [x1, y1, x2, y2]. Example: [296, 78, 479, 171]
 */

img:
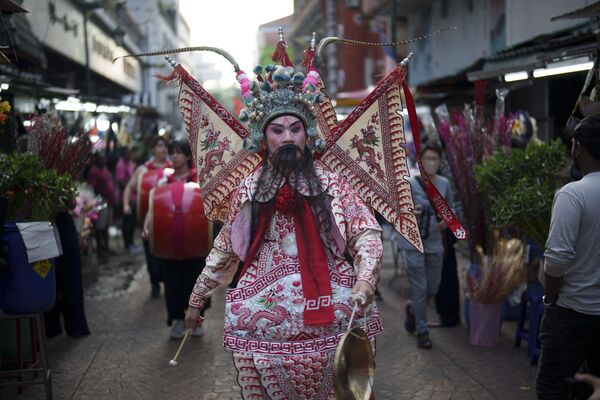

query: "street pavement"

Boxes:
[4, 241, 537, 400]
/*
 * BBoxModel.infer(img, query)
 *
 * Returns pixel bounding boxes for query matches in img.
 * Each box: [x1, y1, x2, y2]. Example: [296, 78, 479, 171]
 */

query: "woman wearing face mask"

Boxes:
[398, 142, 454, 349]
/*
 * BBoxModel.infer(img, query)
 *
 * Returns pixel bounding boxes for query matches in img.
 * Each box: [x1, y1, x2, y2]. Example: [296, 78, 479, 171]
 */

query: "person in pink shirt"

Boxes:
[86, 152, 115, 264]
[115, 147, 139, 254]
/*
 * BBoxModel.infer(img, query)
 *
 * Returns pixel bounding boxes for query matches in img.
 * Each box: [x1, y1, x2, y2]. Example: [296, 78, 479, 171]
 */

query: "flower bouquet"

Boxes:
[465, 234, 527, 304]
[26, 113, 92, 177]
[436, 89, 512, 256]
[465, 231, 526, 347]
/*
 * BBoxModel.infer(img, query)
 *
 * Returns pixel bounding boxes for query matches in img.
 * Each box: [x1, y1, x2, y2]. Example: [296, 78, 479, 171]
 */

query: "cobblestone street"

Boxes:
[5, 243, 538, 400]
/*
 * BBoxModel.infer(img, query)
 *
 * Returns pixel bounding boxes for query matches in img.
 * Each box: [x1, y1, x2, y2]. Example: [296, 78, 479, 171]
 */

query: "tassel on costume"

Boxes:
[302, 47, 316, 70]
[271, 41, 293, 67]
[153, 65, 191, 86]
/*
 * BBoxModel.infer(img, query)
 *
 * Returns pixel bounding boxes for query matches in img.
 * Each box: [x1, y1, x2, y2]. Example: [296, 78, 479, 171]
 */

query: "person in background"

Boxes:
[536, 116, 600, 399]
[86, 151, 116, 264]
[399, 141, 454, 349]
[115, 147, 140, 254]
[142, 140, 210, 339]
[123, 136, 171, 298]
[434, 227, 460, 327]
[44, 209, 91, 338]
[0, 196, 8, 275]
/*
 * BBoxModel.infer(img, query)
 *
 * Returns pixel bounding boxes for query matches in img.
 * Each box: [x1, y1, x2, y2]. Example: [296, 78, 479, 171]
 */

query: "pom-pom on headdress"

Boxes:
[238, 28, 325, 153]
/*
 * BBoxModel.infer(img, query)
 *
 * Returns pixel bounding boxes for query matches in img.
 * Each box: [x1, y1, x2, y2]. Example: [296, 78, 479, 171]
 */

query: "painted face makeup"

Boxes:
[265, 115, 307, 154]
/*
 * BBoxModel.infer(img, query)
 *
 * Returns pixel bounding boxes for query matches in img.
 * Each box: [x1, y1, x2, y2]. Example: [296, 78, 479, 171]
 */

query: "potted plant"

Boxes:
[464, 137, 566, 346]
[0, 113, 87, 314]
[0, 152, 78, 313]
[473, 139, 566, 248]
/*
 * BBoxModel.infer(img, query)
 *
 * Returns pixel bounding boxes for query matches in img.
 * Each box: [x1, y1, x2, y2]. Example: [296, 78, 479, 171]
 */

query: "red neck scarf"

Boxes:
[167, 168, 196, 184]
[239, 184, 334, 326]
[145, 159, 173, 170]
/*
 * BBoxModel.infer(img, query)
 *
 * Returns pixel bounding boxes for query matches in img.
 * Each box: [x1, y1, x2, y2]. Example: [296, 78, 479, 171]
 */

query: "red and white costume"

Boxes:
[190, 163, 383, 399]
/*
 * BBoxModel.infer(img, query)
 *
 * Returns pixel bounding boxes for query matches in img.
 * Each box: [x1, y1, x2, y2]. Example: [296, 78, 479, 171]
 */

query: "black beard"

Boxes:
[271, 144, 302, 175]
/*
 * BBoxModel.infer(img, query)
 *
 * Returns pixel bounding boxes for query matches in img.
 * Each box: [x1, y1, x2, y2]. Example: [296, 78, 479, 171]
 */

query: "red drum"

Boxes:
[137, 168, 171, 225]
[148, 181, 213, 260]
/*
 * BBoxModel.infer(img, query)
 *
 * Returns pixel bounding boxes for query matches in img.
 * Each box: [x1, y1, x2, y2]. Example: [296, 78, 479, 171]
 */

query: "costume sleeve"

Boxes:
[189, 188, 244, 309]
[544, 191, 582, 277]
[336, 178, 383, 290]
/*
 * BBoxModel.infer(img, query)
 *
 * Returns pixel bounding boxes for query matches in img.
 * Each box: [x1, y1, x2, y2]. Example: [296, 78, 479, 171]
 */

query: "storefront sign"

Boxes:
[24, 0, 142, 93]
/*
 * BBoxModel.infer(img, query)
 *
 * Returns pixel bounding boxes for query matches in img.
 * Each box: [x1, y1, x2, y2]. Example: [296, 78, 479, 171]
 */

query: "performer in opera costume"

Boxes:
[186, 110, 383, 398]
[116, 27, 466, 399]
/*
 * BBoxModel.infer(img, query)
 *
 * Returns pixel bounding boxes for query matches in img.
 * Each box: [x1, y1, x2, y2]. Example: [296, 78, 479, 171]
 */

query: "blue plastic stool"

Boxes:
[514, 290, 544, 364]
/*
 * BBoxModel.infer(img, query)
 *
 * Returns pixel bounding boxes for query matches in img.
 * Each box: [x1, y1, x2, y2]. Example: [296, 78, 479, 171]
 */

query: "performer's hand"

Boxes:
[352, 281, 374, 307]
[575, 373, 600, 400]
[436, 220, 447, 231]
[141, 217, 150, 240]
[185, 307, 204, 330]
[123, 203, 131, 215]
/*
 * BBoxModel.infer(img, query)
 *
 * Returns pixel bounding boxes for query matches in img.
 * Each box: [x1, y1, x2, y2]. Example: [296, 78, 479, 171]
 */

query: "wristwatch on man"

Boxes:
[542, 295, 557, 306]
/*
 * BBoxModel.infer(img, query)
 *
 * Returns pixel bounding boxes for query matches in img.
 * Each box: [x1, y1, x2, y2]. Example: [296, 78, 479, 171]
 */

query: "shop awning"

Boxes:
[467, 22, 596, 81]
[0, 0, 28, 13]
[551, 1, 600, 20]
[0, 12, 46, 67]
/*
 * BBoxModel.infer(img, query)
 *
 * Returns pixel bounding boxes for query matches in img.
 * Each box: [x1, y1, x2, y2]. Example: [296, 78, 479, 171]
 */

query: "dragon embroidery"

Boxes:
[348, 111, 385, 180]
[198, 124, 232, 180]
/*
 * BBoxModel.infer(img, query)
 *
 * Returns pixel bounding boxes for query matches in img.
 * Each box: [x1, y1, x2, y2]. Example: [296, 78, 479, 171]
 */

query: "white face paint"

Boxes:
[265, 115, 306, 154]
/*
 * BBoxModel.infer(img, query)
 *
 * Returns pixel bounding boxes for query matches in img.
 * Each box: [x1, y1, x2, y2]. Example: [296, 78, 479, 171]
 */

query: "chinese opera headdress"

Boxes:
[114, 26, 467, 253]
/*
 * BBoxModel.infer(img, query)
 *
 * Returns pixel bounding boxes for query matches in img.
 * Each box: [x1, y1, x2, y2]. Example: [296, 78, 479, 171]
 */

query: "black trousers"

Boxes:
[142, 239, 161, 287]
[434, 236, 460, 326]
[536, 304, 600, 399]
[44, 212, 91, 337]
[159, 257, 210, 326]
[122, 202, 137, 249]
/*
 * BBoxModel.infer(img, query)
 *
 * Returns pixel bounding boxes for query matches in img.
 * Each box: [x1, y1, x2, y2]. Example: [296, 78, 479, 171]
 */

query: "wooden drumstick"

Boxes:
[169, 328, 191, 367]
[169, 286, 218, 366]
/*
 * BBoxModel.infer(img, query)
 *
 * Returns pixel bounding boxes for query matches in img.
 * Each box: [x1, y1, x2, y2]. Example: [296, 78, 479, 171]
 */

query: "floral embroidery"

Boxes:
[256, 283, 286, 308]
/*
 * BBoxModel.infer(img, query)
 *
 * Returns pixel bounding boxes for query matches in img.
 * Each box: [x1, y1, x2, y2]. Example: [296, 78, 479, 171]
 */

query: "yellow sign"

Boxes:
[32, 260, 52, 279]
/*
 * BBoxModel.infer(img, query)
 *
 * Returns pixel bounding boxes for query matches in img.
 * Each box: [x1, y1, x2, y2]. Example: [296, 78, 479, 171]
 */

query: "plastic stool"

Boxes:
[514, 290, 544, 364]
[0, 312, 52, 399]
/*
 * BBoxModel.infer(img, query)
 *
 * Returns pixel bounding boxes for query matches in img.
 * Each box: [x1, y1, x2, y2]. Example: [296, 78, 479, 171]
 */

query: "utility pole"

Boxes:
[390, 0, 397, 62]
[326, 0, 338, 97]
[83, 9, 92, 96]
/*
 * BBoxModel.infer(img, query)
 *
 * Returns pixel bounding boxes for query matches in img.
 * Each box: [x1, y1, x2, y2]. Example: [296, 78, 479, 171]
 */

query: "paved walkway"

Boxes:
[4, 242, 538, 399]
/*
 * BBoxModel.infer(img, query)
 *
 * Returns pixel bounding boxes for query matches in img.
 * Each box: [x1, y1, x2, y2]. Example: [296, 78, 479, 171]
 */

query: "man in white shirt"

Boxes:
[537, 115, 600, 399]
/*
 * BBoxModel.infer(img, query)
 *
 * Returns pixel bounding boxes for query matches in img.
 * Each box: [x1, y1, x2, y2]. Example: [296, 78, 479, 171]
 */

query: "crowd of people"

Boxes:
[35, 54, 599, 400]
[40, 113, 599, 399]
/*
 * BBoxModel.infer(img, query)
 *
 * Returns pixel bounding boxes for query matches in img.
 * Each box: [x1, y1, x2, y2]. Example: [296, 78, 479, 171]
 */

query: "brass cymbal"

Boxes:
[333, 327, 375, 400]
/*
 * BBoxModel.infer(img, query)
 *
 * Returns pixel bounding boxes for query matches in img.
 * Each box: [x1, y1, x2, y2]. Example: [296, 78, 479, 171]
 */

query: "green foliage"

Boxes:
[473, 140, 565, 247]
[0, 152, 77, 221]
